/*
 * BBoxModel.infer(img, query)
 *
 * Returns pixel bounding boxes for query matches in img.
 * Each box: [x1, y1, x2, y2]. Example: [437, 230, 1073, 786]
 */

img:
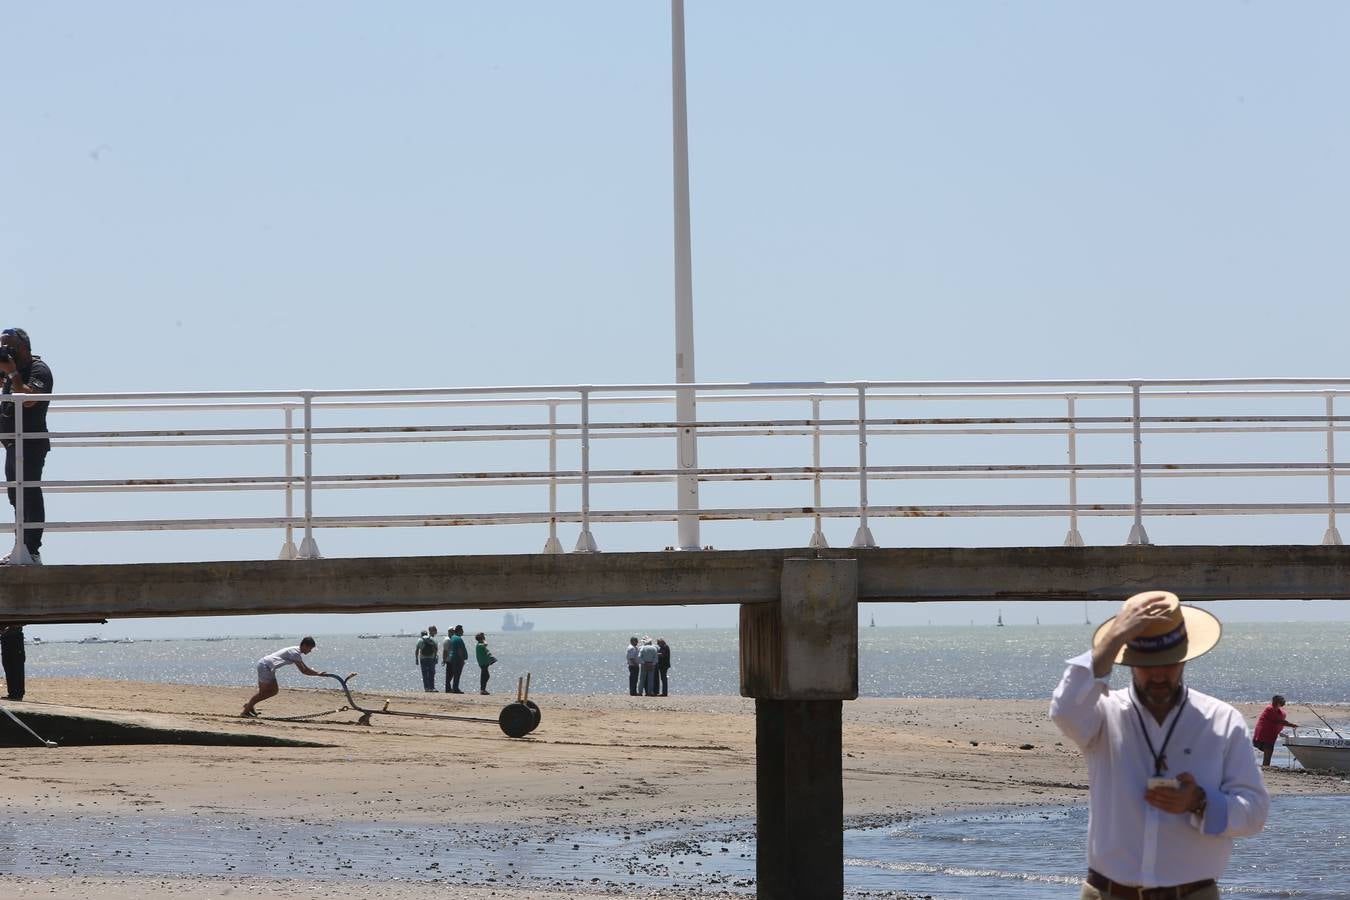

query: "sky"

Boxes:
[2, 3, 1349, 639]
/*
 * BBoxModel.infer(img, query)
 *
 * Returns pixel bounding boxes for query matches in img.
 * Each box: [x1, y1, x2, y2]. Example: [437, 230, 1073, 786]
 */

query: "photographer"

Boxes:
[0, 329, 53, 565]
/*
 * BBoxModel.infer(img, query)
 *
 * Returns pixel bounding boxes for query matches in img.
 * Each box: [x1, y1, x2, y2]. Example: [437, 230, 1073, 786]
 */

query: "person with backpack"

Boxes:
[415, 626, 439, 692]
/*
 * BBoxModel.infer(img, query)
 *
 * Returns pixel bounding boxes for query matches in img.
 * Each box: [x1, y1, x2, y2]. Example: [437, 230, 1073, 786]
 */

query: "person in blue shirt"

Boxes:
[443, 625, 468, 694]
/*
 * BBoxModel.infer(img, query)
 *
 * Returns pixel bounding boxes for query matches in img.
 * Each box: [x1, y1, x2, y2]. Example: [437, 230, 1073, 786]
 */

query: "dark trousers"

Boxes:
[419, 657, 437, 691]
[641, 662, 656, 696]
[446, 657, 465, 692]
[1, 633, 23, 700]
[628, 664, 640, 695]
[5, 445, 48, 554]
[655, 667, 669, 696]
[480, 665, 490, 692]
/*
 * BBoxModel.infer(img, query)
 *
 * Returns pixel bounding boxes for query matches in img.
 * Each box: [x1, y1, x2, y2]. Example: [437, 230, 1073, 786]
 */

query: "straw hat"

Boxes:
[1091, 590, 1222, 667]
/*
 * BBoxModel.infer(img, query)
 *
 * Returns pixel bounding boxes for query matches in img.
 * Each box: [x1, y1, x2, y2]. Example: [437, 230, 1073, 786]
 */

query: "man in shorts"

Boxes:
[241, 636, 326, 717]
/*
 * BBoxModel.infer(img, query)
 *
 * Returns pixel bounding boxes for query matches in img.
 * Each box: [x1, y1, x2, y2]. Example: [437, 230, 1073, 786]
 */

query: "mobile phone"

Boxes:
[1146, 776, 1179, 790]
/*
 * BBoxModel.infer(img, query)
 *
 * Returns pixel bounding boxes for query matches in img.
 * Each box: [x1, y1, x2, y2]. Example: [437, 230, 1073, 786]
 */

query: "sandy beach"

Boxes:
[2, 678, 1345, 898]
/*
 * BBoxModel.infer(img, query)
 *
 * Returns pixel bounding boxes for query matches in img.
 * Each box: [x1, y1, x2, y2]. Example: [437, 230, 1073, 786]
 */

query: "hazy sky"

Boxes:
[3, 3, 1348, 639]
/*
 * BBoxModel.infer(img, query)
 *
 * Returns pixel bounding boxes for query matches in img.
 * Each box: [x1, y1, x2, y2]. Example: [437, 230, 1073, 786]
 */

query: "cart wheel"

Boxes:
[499, 702, 534, 738]
[524, 700, 541, 733]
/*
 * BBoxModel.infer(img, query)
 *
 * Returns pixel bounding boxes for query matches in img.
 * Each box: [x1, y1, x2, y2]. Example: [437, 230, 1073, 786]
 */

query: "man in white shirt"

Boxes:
[625, 636, 640, 696]
[1051, 590, 1268, 900]
[240, 637, 327, 717]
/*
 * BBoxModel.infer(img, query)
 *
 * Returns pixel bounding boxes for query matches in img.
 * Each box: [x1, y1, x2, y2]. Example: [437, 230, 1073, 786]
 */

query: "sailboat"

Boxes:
[1083, 601, 1092, 626]
[869, 614, 875, 628]
[996, 610, 1004, 627]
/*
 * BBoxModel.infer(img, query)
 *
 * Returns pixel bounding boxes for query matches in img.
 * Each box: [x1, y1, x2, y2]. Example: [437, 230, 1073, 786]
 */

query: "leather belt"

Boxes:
[1087, 869, 1216, 900]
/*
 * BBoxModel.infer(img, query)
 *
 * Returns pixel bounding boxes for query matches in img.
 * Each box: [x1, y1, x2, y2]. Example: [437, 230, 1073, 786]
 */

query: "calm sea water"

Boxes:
[21, 622, 1350, 704]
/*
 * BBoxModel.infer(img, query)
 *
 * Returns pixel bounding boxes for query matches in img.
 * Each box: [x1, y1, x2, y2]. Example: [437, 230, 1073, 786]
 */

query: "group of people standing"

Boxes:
[625, 636, 671, 697]
[416, 625, 496, 695]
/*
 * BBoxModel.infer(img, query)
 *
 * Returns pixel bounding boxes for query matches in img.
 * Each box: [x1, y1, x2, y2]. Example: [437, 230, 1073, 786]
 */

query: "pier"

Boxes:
[3, 377, 1350, 896]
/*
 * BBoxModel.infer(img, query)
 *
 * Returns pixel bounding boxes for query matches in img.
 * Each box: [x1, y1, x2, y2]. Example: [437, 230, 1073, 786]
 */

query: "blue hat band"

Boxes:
[1127, 621, 1187, 654]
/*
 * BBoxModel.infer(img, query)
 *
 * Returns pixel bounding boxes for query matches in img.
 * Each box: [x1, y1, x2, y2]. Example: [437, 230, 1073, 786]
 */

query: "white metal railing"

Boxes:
[1, 377, 1348, 564]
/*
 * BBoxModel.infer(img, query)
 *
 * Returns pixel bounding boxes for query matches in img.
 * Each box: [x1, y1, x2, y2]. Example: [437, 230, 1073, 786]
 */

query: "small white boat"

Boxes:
[357, 633, 381, 639]
[1283, 729, 1350, 773]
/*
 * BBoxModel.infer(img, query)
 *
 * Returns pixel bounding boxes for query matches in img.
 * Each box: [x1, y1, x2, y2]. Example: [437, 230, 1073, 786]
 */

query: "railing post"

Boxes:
[1126, 383, 1150, 545]
[1324, 393, 1342, 545]
[542, 400, 564, 554]
[851, 385, 877, 548]
[573, 389, 598, 552]
[808, 397, 828, 548]
[297, 392, 322, 559]
[1064, 395, 1084, 547]
[7, 396, 33, 565]
[278, 406, 299, 559]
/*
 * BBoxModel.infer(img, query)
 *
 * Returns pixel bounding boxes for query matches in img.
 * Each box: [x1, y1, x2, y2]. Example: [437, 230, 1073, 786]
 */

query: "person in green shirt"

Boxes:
[474, 632, 496, 695]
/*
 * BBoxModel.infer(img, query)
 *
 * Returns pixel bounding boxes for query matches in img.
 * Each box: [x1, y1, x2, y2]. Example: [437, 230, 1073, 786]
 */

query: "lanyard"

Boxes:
[1130, 687, 1188, 777]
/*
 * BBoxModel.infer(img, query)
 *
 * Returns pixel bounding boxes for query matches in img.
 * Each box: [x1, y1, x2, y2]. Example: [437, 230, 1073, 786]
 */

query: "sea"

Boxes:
[23, 621, 1350, 704]
[10, 622, 1350, 898]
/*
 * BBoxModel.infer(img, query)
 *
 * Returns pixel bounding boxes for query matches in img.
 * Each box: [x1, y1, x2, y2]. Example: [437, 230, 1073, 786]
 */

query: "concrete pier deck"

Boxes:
[0, 545, 1345, 623]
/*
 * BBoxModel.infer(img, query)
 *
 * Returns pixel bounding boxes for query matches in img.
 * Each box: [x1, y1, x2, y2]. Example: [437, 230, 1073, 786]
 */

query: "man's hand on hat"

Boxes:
[1092, 594, 1175, 676]
[1145, 771, 1205, 817]
[1109, 595, 1175, 643]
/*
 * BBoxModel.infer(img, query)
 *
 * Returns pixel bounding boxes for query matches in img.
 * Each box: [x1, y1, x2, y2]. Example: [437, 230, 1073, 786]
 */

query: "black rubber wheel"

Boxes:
[524, 700, 541, 733]
[498, 702, 534, 738]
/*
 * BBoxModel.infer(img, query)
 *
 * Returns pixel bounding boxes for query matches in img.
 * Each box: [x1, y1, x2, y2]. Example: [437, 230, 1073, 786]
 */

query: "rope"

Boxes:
[0, 702, 57, 747]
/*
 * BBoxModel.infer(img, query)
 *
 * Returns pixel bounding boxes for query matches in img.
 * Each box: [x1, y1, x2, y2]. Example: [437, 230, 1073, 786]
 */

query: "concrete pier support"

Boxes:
[741, 558, 858, 900]
[754, 698, 844, 897]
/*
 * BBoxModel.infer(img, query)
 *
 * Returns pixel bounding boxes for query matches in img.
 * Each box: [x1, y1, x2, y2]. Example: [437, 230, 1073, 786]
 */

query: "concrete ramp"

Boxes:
[0, 702, 328, 748]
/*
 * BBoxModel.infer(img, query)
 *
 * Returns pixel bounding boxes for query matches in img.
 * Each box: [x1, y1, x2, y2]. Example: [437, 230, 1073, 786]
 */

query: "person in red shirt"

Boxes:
[1252, 695, 1298, 767]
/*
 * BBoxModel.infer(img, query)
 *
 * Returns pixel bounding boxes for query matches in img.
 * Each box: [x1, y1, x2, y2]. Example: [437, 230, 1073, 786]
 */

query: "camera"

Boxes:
[0, 347, 13, 363]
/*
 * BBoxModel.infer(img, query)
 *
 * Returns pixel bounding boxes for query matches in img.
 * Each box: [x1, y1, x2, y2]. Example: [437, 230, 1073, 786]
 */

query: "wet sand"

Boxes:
[1, 678, 1344, 898]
